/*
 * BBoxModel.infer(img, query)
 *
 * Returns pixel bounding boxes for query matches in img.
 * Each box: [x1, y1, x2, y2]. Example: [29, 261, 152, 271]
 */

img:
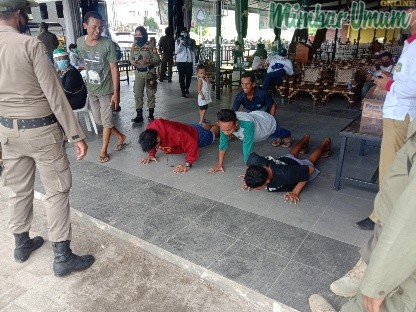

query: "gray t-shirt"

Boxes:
[76, 36, 117, 96]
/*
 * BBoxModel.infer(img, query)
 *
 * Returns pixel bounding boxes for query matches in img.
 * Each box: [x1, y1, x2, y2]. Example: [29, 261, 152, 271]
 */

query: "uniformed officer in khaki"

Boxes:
[0, 0, 94, 277]
[130, 25, 161, 123]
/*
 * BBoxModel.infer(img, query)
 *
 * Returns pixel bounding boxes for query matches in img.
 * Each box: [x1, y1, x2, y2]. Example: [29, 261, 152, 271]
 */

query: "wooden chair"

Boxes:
[288, 65, 323, 107]
[322, 66, 358, 107]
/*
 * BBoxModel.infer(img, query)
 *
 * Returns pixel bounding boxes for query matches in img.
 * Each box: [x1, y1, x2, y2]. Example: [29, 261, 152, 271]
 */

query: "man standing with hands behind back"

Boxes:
[77, 11, 127, 163]
[0, 0, 94, 276]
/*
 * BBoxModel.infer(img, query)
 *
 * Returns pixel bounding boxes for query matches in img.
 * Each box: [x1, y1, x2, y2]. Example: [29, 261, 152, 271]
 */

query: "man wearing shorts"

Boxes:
[77, 11, 126, 163]
[139, 119, 219, 173]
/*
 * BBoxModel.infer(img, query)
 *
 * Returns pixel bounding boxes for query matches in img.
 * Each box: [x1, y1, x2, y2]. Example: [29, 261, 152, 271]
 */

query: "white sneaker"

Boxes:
[309, 294, 337, 312]
[330, 257, 367, 297]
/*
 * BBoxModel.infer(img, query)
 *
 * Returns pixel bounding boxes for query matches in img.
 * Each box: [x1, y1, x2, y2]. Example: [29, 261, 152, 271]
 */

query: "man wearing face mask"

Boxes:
[0, 0, 95, 276]
[130, 26, 161, 123]
[53, 48, 87, 110]
[361, 51, 395, 99]
[175, 28, 195, 98]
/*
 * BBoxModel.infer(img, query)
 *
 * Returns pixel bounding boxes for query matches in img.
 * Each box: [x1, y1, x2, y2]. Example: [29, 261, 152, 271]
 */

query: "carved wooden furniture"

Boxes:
[288, 65, 323, 107]
[322, 66, 358, 107]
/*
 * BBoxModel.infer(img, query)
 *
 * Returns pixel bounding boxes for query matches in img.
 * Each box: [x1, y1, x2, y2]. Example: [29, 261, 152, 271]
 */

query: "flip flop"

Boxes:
[100, 155, 110, 163]
[272, 138, 282, 147]
[114, 142, 130, 151]
[281, 137, 294, 148]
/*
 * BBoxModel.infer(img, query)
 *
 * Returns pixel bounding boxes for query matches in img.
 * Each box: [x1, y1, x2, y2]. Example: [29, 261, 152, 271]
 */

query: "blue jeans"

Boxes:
[262, 69, 286, 91]
[270, 119, 291, 139]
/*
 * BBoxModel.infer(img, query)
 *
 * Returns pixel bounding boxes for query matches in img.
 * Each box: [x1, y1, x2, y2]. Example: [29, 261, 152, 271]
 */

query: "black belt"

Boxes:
[136, 65, 155, 72]
[0, 114, 58, 130]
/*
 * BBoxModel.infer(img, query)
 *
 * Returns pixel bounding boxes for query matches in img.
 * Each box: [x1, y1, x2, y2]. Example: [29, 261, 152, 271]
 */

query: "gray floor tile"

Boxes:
[195, 203, 260, 238]
[312, 210, 373, 247]
[121, 209, 190, 246]
[293, 233, 360, 277]
[156, 193, 218, 221]
[240, 217, 309, 258]
[163, 223, 236, 267]
[267, 261, 349, 312]
[209, 240, 289, 295]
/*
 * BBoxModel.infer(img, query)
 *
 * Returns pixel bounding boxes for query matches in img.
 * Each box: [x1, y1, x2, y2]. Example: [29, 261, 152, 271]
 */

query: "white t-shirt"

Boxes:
[197, 78, 212, 106]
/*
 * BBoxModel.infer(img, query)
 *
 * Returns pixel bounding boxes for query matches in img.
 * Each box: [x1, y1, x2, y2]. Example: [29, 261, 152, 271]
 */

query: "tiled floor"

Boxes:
[35, 73, 378, 311]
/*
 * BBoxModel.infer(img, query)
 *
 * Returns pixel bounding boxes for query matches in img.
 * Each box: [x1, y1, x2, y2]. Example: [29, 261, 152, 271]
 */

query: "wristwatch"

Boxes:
[185, 162, 192, 168]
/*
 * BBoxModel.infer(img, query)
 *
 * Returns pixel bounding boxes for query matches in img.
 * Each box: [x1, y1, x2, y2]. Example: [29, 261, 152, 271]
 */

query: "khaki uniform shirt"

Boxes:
[129, 42, 161, 70]
[0, 26, 85, 142]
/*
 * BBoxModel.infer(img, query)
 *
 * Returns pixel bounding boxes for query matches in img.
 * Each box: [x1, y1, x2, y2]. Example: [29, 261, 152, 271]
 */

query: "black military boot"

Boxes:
[14, 232, 44, 263]
[52, 241, 95, 277]
[148, 108, 155, 121]
[131, 108, 144, 123]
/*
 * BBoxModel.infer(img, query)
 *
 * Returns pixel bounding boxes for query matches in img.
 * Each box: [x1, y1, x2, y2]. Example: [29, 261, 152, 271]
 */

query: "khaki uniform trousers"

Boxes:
[341, 126, 416, 311]
[134, 70, 156, 110]
[0, 123, 72, 242]
[369, 115, 410, 222]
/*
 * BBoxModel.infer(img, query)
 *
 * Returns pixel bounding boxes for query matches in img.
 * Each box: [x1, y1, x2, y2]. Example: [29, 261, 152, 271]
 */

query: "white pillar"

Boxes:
[63, 0, 83, 48]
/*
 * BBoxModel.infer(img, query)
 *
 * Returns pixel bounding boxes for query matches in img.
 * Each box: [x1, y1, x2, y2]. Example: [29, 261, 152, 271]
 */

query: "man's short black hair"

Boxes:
[68, 43, 77, 50]
[139, 129, 158, 152]
[217, 109, 237, 123]
[245, 165, 268, 188]
[241, 71, 255, 83]
[83, 11, 103, 23]
[379, 51, 393, 59]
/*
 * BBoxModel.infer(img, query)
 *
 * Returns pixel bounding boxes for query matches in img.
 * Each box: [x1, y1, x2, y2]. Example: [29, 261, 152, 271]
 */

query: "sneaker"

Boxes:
[330, 258, 367, 297]
[182, 92, 188, 98]
[168, 79, 172, 83]
[356, 217, 375, 231]
[309, 295, 337, 312]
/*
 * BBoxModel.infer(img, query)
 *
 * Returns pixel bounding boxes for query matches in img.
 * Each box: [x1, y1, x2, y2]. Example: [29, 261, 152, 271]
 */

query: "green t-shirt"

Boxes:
[76, 36, 117, 96]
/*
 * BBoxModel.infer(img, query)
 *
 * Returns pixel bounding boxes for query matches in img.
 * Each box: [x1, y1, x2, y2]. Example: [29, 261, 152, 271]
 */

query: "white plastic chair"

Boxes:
[73, 95, 98, 134]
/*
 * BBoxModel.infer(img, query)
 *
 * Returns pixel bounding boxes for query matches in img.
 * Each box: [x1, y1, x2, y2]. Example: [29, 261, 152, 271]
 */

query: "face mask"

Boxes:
[181, 32, 188, 38]
[56, 60, 70, 70]
[73, 48, 79, 55]
[135, 36, 147, 46]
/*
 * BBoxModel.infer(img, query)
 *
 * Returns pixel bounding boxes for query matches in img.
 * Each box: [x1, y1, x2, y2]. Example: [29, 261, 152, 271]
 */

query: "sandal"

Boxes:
[100, 155, 110, 163]
[272, 138, 282, 147]
[281, 137, 294, 148]
[321, 138, 332, 158]
[114, 142, 130, 151]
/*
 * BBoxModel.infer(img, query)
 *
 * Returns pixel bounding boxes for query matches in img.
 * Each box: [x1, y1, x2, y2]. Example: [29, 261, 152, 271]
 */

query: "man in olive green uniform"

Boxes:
[0, 0, 94, 277]
[310, 119, 416, 312]
[77, 11, 127, 163]
[36, 21, 58, 60]
[130, 25, 161, 123]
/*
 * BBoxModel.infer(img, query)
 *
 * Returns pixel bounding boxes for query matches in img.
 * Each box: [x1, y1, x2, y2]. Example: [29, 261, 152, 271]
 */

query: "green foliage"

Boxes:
[143, 16, 158, 32]
[191, 26, 209, 37]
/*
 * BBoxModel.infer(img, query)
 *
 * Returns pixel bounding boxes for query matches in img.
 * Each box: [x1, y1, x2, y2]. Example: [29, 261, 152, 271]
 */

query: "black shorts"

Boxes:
[199, 104, 208, 110]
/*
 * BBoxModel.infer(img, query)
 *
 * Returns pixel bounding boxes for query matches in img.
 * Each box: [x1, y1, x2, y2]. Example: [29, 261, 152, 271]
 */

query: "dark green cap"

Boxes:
[0, 0, 38, 12]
